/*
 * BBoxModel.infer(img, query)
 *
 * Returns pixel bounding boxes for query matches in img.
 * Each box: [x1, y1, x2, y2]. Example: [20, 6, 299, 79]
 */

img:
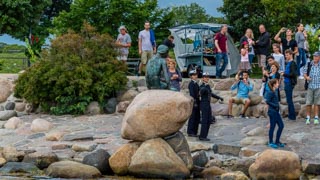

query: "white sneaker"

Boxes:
[298, 76, 304, 80]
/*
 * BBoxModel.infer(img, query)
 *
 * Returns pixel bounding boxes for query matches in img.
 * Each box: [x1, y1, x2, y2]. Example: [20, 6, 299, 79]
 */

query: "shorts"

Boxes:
[306, 88, 320, 105]
[257, 54, 266, 68]
[117, 54, 128, 61]
[232, 97, 249, 104]
[141, 51, 153, 64]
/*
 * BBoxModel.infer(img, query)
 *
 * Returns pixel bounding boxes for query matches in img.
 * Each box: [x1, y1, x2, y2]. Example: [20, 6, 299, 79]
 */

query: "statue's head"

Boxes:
[157, 45, 169, 58]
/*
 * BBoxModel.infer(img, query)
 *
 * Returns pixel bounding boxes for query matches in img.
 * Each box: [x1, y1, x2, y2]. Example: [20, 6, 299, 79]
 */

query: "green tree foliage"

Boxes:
[14, 23, 128, 115]
[219, 0, 320, 41]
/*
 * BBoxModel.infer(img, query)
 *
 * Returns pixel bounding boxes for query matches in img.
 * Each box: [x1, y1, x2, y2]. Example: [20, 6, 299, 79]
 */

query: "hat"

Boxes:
[202, 72, 210, 77]
[242, 41, 248, 45]
[313, 51, 320, 56]
[157, 45, 169, 54]
[119, 25, 127, 32]
[189, 70, 197, 75]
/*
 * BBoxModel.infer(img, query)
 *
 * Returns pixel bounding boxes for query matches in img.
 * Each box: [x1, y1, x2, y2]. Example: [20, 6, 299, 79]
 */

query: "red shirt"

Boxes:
[214, 32, 227, 53]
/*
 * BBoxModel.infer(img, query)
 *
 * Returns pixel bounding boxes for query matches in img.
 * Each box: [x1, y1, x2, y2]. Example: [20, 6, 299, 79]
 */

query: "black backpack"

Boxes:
[304, 62, 312, 90]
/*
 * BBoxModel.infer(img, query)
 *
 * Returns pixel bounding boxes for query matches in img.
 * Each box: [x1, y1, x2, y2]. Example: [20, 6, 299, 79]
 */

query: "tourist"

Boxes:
[228, 71, 253, 118]
[116, 25, 132, 62]
[167, 59, 182, 91]
[145, 45, 170, 89]
[304, 51, 320, 125]
[274, 27, 298, 55]
[239, 28, 255, 67]
[199, 72, 223, 141]
[295, 23, 306, 79]
[214, 24, 229, 78]
[255, 24, 271, 73]
[281, 49, 297, 120]
[266, 79, 285, 149]
[260, 56, 276, 96]
[138, 21, 156, 76]
[187, 70, 200, 137]
[263, 62, 281, 100]
[238, 42, 251, 72]
[271, 43, 285, 72]
[162, 35, 175, 49]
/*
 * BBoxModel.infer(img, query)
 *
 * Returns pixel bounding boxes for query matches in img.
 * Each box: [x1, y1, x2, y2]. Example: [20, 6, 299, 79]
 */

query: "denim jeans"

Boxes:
[284, 82, 296, 120]
[296, 48, 306, 76]
[268, 109, 284, 144]
[215, 53, 228, 77]
[249, 54, 254, 65]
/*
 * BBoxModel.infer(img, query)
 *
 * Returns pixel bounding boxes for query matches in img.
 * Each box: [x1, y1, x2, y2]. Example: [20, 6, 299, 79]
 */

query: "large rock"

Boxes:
[105, 98, 117, 114]
[117, 101, 131, 113]
[5, 102, 15, 110]
[249, 94, 263, 106]
[214, 79, 235, 91]
[15, 102, 26, 112]
[0, 110, 17, 121]
[2, 146, 25, 162]
[246, 127, 265, 136]
[109, 142, 140, 175]
[46, 161, 101, 178]
[4, 117, 23, 129]
[85, 101, 101, 115]
[0, 162, 40, 174]
[30, 118, 53, 132]
[23, 151, 59, 169]
[128, 138, 190, 179]
[302, 160, 320, 175]
[249, 149, 301, 179]
[221, 171, 249, 180]
[211, 103, 229, 116]
[192, 150, 208, 167]
[83, 149, 112, 174]
[46, 131, 65, 141]
[121, 90, 193, 141]
[240, 136, 267, 146]
[164, 131, 193, 170]
[0, 79, 12, 103]
[118, 89, 139, 102]
[71, 142, 97, 152]
[201, 166, 227, 178]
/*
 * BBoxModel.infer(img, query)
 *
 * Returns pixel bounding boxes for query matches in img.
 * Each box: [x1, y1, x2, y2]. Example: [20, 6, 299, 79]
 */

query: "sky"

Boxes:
[0, 0, 223, 45]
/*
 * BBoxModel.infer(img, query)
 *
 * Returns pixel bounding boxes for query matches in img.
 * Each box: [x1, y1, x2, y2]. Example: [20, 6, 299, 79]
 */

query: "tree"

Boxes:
[170, 3, 211, 25]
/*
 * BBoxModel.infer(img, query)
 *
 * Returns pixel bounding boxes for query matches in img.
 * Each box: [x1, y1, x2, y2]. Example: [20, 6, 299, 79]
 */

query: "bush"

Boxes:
[14, 23, 128, 115]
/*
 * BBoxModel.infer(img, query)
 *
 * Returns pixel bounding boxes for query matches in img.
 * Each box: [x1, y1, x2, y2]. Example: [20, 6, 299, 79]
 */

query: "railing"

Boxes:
[126, 58, 140, 76]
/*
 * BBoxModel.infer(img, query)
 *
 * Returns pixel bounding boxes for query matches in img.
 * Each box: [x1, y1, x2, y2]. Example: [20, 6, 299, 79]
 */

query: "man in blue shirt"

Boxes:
[228, 71, 254, 118]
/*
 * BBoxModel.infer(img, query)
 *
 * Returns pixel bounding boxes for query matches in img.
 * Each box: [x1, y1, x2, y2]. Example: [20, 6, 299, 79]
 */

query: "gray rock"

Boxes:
[14, 139, 32, 147]
[0, 110, 17, 121]
[214, 144, 241, 156]
[105, 98, 117, 114]
[27, 133, 46, 139]
[61, 131, 94, 141]
[85, 101, 101, 115]
[192, 150, 208, 167]
[5, 102, 15, 110]
[82, 149, 112, 175]
[302, 160, 320, 175]
[0, 162, 40, 174]
[164, 131, 193, 170]
[46, 161, 101, 178]
[23, 151, 59, 169]
[116, 101, 130, 113]
[0, 105, 4, 111]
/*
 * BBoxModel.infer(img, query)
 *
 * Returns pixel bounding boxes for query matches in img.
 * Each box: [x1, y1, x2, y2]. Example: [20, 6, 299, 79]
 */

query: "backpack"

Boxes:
[290, 61, 298, 86]
[304, 62, 312, 90]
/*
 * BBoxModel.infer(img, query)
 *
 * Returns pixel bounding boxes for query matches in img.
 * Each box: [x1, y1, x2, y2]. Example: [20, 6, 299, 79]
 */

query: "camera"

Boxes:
[239, 75, 244, 81]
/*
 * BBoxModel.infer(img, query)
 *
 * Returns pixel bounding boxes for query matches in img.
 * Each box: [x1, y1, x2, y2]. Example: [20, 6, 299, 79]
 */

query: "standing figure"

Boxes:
[255, 24, 271, 73]
[187, 70, 200, 137]
[295, 23, 306, 78]
[214, 24, 229, 78]
[116, 25, 132, 62]
[199, 72, 223, 141]
[239, 28, 255, 67]
[238, 42, 251, 72]
[138, 21, 156, 76]
[274, 27, 298, 55]
[266, 79, 285, 149]
[167, 59, 182, 91]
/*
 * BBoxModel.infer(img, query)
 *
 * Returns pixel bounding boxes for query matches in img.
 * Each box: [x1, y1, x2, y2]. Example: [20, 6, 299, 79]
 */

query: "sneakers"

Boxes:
[240, 114, 248, 119]
[268, 143, 278, 149]
[306, 118, 310, 125]
[227, 115, 234, 119]
[314, 118, 319, 125]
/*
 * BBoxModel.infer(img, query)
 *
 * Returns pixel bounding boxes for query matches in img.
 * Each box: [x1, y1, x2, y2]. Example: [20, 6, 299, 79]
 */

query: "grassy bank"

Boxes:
[0, 53, 27, 73]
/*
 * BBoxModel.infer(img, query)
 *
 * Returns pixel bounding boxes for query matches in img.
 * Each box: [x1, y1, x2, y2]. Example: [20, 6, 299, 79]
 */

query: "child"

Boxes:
[187, 70, 200, 137]
[199, 72, 223, 141]
[239, 42, 251, 72]
[271, 43, 285, 72]
[265, 78, 285, 149]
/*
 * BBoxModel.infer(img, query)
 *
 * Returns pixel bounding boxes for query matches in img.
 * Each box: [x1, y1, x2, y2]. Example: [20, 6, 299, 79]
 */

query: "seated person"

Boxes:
[228, 71, 254, 118]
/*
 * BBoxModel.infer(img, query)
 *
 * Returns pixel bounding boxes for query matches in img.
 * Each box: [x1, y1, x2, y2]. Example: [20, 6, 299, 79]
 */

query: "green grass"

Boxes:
[0, 53, 27, 73]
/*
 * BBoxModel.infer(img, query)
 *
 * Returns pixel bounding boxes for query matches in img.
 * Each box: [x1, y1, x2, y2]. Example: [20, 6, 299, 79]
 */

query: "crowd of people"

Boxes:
[115, 21, 320, 146]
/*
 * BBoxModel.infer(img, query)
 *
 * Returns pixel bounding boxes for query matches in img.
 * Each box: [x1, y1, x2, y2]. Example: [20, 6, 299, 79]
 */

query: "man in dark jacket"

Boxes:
[256, 24, 271, 73]
[199, 72, 223, 141]
[162, 35, 175, 49]
[281, 49, 297, 120]
[187, 70, 200, 137]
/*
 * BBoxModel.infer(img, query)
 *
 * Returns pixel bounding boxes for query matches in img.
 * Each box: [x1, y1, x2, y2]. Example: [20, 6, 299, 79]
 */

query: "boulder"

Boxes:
[0, 162, 40, 174]
[251, 104, 268, 118]
[22, 151, 59, 169]
[201, 166, 227, 178]
[46, 161, 101, 178]
[85, 101, 101, 115]
[214, 79, 235, 91]
[0, 158, 6, 167]
[164, 131, 193, 170]
[46, 131, 65, 141]
[30, 118, 53, 132]
[229, 157, 256, 176]
[118, 89, 139, 102]
[117, 101, 131, 113]
[105, 98, 117, 114]
[0, 79, 12, 103]
[231, 104, 243, 117]
[246, 127, 265, 136]
[72, 142, 97, 152]
[240, 137, 267, 146]
[302, 160, 320, 175]
[249, 94, 262, 106]
[83, 149, 112, 175]
[4, 117, 23, 129]
[61, 131, 94, 141]
[221, 171, 249, 180]
[211, 103, 229, 116]
[5, 102, 15, 110]
[128, 138, 190, 179]
[249, 149, 301, 180]
[2, 146, 25, 162]
[15, 102, 26, 112]
[192, 150, 208, 167]
[188, 142, 212, 153]
[121, 90, 193, 141]
[0, 110, 17, 121]
[109, 142, 140, 175]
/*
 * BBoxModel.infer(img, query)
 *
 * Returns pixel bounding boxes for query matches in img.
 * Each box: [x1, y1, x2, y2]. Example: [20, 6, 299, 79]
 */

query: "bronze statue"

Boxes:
[145, 45, 170, 89]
